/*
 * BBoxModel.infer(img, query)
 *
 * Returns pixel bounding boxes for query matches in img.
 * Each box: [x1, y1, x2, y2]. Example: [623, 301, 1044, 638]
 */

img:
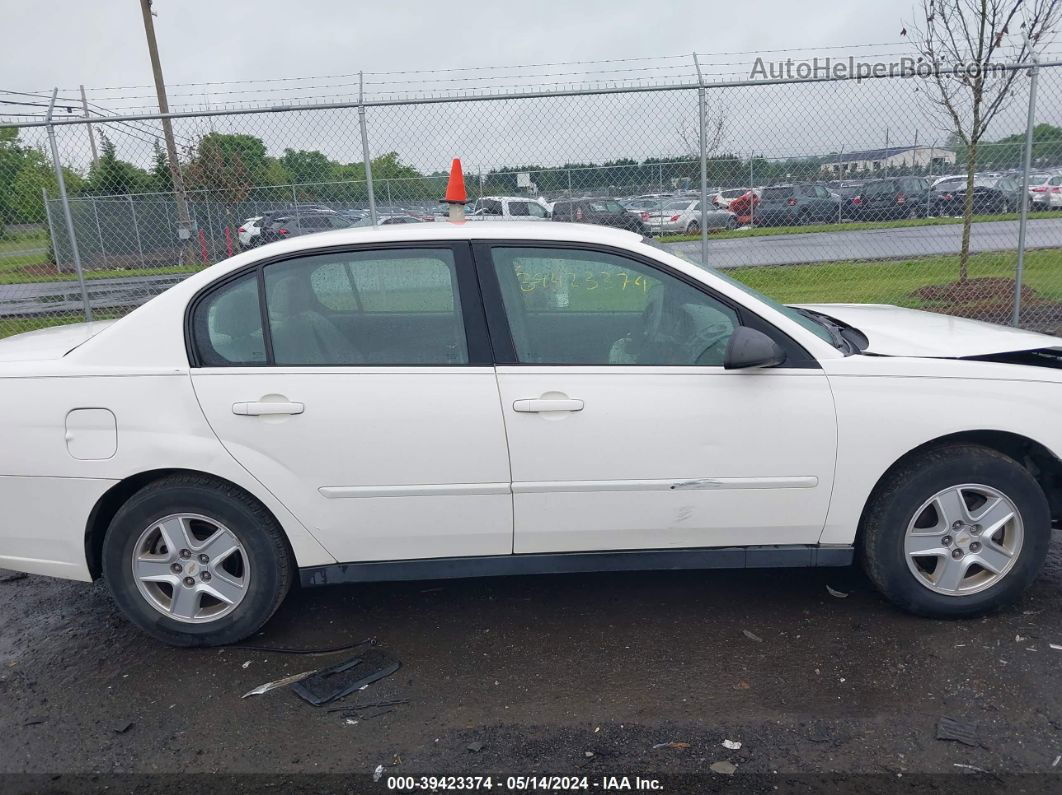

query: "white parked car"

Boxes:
[237, 216, 264, 249]
[1, 222, 1060, 646]
[469, 196, 551, 220]
[647, 199, 738, 235]
[1029, 173, 1062, 209]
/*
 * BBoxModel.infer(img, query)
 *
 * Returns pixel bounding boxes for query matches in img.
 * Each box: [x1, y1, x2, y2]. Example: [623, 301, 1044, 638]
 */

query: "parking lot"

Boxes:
[3, 531, 1061, 787]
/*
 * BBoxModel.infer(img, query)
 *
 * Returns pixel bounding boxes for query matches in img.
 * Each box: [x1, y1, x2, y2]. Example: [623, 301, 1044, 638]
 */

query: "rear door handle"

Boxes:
[513, 398, 584, 413]
[232, 401, 304, 416]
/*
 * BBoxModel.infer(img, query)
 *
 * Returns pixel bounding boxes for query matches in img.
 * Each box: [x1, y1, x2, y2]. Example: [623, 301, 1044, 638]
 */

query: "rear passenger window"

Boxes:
[509, 202, 530, 216]
[263, 248, 468, 365]
[192, 272, 267, 366]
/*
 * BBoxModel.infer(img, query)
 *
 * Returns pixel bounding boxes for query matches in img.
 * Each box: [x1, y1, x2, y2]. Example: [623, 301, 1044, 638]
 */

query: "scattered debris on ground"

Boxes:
[936, 716, 980, 747]
[0, 570, 28, 584]
[241, 669, 319, 698]
[722, 739, 741, 750]
[467, 741, 484, 753]
[710, 761, 737, 775]
[652, 741, 689, 750]
[290, 648, 400, 706]
[742, 630, 763, 643]
[826, 585, 848, 599]
[112, 721, 134, 734]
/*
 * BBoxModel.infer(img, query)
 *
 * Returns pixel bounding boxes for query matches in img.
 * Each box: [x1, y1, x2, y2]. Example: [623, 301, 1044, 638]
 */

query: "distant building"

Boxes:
[829, 146, 956, 174]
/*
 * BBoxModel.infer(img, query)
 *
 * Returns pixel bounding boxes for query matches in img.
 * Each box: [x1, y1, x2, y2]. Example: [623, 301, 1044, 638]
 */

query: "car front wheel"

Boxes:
[102, 475, 293, 646]
[860, 444, 1050, 618]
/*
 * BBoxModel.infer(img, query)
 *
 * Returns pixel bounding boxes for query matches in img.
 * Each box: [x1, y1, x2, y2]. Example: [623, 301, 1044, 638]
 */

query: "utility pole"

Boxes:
[79, 85, 99, 170]
[139, 0, 194, 255]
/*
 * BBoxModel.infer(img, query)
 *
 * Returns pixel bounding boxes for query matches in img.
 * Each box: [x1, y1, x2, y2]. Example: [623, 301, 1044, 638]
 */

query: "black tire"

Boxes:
[686, 221, 700, 235]
[860, 444, 1050, 618]
[102, 475, 294, 647]
[726, 215, 739, 230]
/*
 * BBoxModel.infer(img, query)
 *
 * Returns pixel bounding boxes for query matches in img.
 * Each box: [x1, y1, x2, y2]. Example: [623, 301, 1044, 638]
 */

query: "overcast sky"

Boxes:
[2, 1, 1053, 177]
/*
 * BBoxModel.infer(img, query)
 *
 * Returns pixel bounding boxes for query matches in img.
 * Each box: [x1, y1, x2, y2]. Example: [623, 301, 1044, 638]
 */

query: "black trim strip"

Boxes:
[300, 545, 854, 586]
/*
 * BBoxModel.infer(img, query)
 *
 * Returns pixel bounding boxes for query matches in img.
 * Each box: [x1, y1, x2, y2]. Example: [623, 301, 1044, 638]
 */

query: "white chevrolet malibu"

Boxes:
[1, 222, 1060, 646]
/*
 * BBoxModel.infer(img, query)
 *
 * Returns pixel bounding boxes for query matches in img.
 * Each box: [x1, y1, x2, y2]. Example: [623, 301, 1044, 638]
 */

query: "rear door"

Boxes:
[189, 242, 513, 564]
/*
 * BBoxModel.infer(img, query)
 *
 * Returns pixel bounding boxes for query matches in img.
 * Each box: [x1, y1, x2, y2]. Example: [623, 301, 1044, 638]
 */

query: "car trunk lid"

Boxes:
[0, 320, 118, 362]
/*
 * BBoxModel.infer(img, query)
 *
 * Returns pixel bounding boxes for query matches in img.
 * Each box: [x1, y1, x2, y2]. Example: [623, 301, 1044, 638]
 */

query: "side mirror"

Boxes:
[724, 326, 787, 370]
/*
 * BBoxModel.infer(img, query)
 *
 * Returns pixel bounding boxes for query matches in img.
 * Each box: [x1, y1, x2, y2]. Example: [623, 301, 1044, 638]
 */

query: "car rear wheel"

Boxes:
[860, 444, 1050, 618]
[686, 221, 700, 235]
[102, 475, 293, 646]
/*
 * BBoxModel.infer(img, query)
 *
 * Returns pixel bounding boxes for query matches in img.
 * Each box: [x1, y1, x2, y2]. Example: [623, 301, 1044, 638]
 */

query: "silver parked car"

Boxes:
[646, 199, 738, 235]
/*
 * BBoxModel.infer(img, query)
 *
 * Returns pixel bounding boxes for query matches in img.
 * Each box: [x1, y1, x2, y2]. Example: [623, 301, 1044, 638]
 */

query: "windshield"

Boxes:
[642, 238, 838, 347]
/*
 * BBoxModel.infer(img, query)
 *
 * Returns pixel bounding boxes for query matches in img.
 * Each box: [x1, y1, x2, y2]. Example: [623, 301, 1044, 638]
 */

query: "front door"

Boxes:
[189, 243, 512, 563]
[476, 242, 837, 554]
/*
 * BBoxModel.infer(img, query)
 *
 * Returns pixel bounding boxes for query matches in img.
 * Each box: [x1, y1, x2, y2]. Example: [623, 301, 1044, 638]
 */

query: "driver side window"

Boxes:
[490, 246, 738, 366]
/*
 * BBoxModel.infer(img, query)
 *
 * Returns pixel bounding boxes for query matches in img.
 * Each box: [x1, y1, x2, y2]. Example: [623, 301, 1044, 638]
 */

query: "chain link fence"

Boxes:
[2, 61, 1061, 339]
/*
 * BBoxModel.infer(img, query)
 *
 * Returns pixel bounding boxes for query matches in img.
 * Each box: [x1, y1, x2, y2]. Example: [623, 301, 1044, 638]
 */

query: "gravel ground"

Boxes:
[1, 534, 1061, 792]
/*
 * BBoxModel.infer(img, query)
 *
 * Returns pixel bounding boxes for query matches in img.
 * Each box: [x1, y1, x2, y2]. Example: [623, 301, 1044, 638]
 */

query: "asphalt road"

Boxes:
[1, 217, 1060, 318]
[667, 216, 1062, 268]
[2, 534, 1061, 790]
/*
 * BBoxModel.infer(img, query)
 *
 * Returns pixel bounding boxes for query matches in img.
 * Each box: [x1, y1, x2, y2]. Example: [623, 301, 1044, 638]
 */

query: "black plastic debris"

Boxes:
[290, 648, 400, 706]
[0, 570, 28, 584]
[112, 721, 134, 734]
[936, 716, 980, 747]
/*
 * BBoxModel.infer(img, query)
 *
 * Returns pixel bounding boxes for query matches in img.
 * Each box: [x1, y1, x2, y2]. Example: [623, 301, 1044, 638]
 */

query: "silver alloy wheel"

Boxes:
[904, 483, 1023, 596]
[131, 513, 251, 623]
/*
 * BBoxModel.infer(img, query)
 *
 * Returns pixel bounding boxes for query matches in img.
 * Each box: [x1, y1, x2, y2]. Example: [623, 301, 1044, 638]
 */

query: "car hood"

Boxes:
[795, 303, 1062, 358]
[0, 320, 118, 362]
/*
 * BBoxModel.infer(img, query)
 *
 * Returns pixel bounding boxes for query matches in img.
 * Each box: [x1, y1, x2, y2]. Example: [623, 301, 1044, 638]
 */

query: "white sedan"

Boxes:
[1, 222, 1059, 646]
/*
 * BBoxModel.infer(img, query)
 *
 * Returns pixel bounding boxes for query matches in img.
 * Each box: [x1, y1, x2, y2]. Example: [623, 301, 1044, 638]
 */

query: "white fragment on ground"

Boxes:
[345, 718, 358, 726]
[722, 739, 742, 750]
[953, 763, 988, 773]
[1053, 755, 1061, 768]
[241, 669, 318, 698]
[742, 630, 763, 643]
[1050, 644, 1062, 651]
[1015, 634, 1027, 642]
[373, 764, 384, 783]
[826, 585, 848, 599]
[241, 661, 251, 669]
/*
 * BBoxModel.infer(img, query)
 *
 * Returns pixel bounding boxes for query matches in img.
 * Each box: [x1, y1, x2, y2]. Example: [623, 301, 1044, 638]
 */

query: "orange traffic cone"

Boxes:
[443, 158, 467, 222]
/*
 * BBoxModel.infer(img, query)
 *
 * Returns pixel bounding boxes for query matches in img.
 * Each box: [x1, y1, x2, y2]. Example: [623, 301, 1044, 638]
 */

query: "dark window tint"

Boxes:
[508, 201, 530, 216]
[761, 187, 793, 200]
[192, 272, 267, 366]
[263, 248, 468, 366]
[477, 199, 503, 216]
[491, 246, 738, 366]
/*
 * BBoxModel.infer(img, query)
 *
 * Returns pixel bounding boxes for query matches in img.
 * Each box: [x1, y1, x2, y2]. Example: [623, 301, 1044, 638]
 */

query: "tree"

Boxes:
[184, 133, 257, 237]
[85, 133, 153, 195]
[905, 0, 1061, 281]
[151, 139, 172, 193]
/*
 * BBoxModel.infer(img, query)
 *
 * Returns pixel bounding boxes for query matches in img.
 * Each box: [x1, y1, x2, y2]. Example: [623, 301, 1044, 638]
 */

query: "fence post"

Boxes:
[693, 53, 709, 266]
[1013, 57, 1039, 327]
[41, 187, 64, 273]
[358, 71, 378, 225]
[749, 154, 755, 228]
[92, 197, 108, 269]
[836, 146, 844, 224]
[45, 88, 92, 322]
[128, 194, 145, 268]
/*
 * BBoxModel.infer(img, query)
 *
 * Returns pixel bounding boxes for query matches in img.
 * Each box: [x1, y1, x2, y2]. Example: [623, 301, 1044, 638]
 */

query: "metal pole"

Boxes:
[128, 194, 145, 268]
[41, 187, 63, 273]
[358, 71, 378, 225]
[567, 168, 573, 198]
[291, 184, 300, 226]
[139, 0, 193, 256]
[693, 53, 709, 266]
[926, 140, 936, 217]
[92, 198, 108, 269]
[1013, 59, 1040, 327]
[80, 85, 99, 170]
[749, 154, 755, 228]
[836, 146, 844, 224]
[45, 89, 92, 322]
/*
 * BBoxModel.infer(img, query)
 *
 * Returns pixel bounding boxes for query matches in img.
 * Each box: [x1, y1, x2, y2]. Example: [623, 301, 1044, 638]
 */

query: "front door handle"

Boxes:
[232, 401, 304, 416]
[513, 398, 584, 413]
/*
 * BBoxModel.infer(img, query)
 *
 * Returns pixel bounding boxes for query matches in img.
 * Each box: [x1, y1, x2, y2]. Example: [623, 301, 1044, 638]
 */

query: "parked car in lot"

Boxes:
[2, 221, 1061, 646]
[929, 174, 1027, 216]
[1029, 173, 1062, 209]
[237, 216, 264, 249]
[551, 197, 649, 234]
[470, 196, 550, 220]
[847, 177, 931, 221]
[755, 184, 840, 226]
[259, 211, 351, 244]
[646, 199, 738, 235]
[710, 188, 750, 209]
[348, 214, 424, 227]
